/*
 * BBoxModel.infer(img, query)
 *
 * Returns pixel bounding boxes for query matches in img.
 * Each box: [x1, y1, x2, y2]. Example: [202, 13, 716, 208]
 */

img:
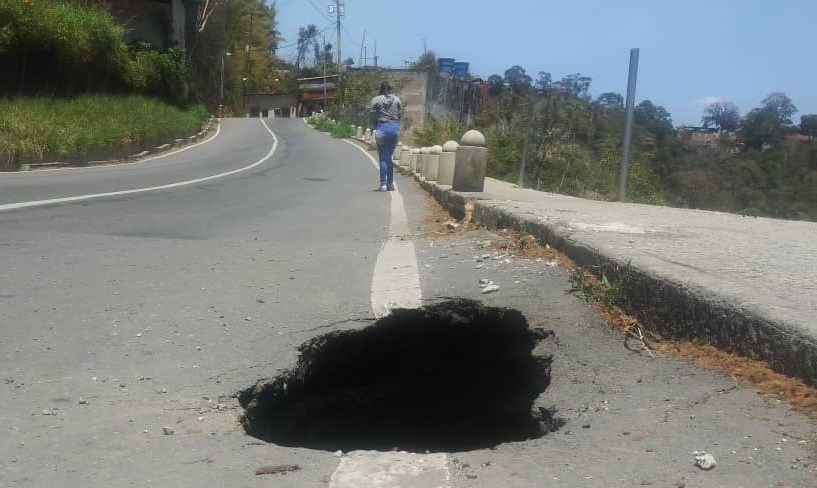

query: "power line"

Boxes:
[276, 22, 335, 50]
[341, 23, 362, 48]
[304, 0, 332, 22]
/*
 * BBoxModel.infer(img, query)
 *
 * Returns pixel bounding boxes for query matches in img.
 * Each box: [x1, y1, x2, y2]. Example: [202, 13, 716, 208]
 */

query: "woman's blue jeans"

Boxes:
[375, 121, 400, 187]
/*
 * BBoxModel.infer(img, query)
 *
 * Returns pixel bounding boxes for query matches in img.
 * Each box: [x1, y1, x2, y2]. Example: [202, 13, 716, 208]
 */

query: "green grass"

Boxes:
[0, 95, 209, 164]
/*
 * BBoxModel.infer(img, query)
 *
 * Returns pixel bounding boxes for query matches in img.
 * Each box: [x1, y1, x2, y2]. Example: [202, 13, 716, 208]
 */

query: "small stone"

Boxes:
[78, 398, 87, 405]
[196, 346, 202, 351]
[582, 423, 591, 429]
[693, 451, 716, 470]
[466, 474, 478, 480]
[162, 427, 174, 435]
[482, 285, 500, 294]
[41, 409, 53, 416]
[256, 298, 265, 304]
[136, 333, 142, 337]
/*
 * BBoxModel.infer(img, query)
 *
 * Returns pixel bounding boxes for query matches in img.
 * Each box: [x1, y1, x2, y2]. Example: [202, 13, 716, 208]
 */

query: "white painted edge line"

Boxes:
[341, 139, 380, 171]
[0, 117, 277, 213]
[0, 120, 223, 177]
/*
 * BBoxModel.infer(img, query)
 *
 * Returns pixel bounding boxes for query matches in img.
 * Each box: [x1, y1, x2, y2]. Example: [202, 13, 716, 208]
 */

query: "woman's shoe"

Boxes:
[378, 185, 388, 192]
[386, 185, 395, 191]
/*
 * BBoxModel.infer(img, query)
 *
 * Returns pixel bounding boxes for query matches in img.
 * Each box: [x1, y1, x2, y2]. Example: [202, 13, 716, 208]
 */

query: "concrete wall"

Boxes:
[384, 70, 429, 134]
[246, 94, 298, 116]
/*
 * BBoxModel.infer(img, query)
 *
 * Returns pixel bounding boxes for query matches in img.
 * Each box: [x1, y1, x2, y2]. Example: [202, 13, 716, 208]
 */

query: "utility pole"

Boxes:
[243, 12, 253, 116]
[359, 29, 366, 67]
[373, 38, 377, 68]
[333, 0, 344, 74]
[322, 34, 327, 108]
[618, 48, 640, 202]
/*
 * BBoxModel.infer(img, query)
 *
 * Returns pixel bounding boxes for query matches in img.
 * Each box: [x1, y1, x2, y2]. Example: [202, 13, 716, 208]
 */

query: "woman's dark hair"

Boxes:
[379, 81, 392, 96]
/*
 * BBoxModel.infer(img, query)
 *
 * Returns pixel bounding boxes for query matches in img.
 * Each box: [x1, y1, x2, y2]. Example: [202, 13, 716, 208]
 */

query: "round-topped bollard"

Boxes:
[410, 148, 420, 172]
[437, 140, 459, 186]
[364, 128, 372, 143]
[453, 130, 488, 192]
[417, 147, 431, 176]
[393, 143, 402, 161]
[425, 145, 443, 182]
[356, 126, 363, 139]
[399, 145, 411, 167]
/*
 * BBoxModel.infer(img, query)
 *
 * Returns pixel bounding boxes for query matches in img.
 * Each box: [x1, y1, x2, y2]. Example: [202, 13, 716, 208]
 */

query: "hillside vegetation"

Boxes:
[0, 0, 208, 169]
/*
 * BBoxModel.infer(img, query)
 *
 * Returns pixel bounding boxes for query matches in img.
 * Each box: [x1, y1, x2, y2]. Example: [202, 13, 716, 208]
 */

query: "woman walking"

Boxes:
[370, 81, 402, 191]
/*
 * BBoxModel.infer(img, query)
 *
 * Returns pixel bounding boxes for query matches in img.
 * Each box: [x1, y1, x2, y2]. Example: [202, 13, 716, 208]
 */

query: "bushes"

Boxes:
[308, 115, 356, 139]
[0, 0, 186, 98]
[120, 43, 187, 99]
[413, 116, 464, 147]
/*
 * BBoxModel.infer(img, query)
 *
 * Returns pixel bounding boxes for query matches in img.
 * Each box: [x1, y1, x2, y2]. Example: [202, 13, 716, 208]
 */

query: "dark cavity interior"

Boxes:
[238, 299, 560, 452]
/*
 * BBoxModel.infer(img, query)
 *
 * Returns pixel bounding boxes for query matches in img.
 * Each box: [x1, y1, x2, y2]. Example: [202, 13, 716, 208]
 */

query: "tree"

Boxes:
[800, 114, 817, 138]
[739, 93, 798, 150]
[555, 73, 592, 98]
[343, 57, 355, 67]
[296, 24, 319, 68]
[535, 71, 552, 92]
[411, 50, 437, 71]
[761, 92, 797, 126]
[503, 65, 532, 95]
[635, 100, 674, 140]
[487, 74, 504, 97]
[596, 92, 624, 109]
[701, 101, 739, 132]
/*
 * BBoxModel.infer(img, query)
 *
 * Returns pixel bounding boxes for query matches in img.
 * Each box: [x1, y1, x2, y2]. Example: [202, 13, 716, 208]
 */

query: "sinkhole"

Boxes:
[237, 299, 561, 452]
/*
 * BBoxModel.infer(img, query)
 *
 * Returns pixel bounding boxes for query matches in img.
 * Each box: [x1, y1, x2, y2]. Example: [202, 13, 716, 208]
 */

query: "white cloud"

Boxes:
[696, 96, 724, 107]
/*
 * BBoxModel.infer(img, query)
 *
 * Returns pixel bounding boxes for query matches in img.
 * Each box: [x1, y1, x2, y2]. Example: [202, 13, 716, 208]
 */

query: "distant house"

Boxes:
[678, 126, 723, 146]
[109, 0, 192, 49]
[297, 75, 339, 116]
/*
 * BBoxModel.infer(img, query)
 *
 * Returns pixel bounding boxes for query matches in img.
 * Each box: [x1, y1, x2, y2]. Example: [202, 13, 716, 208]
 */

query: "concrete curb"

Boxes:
[16, 117, 218, 171]
[414, 176, 817, 387]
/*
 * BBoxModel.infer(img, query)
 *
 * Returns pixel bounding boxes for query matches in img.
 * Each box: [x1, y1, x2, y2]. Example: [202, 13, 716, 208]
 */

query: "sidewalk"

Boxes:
[417, 175, 817, 385]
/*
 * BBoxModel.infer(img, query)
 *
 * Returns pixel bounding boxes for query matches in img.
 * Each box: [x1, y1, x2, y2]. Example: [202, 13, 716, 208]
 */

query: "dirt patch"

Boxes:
[237, 299, 561, 452]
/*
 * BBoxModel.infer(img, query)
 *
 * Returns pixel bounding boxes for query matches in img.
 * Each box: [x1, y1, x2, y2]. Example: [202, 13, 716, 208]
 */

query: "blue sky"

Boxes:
[274, 0, 817, 126]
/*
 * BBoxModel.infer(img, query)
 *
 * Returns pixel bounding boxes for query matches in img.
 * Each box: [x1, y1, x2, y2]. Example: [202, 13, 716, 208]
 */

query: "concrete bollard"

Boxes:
[410, 148, 420, 171]
[372, 130, 378, 146]
[417, 147, 431, 176]
[452, 130, 488, 192]
[425, 145, 443, 181]
[400, 147, 411, 167]
[437, 140, 459, 186]
[364, 128, 372, 143]
[393, 143, 402, 161]
[356, 126, 363, 139]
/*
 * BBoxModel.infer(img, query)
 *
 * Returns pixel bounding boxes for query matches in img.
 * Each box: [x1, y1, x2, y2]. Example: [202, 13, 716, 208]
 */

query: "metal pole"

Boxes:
[618, 48, 639, 202]
[336, 1, 342, 74]
[220, 54, 225, 106]
[519, 102, 533, 188]
[323, 34, 327, 110]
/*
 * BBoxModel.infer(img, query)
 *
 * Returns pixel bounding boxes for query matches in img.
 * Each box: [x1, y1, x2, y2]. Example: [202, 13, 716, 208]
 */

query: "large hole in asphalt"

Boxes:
[237, 299, 561, 452]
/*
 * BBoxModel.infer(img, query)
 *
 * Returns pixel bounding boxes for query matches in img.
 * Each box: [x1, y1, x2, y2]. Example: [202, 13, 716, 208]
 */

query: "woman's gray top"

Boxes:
[370, 94, 402, 124]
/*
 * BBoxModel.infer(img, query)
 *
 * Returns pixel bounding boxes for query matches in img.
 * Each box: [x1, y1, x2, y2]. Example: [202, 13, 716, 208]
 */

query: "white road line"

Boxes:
[0, 118, 277, 213]
[0, 120, 223, 176]
[334, 140, 448, 488]
[329, 451, 450, 488]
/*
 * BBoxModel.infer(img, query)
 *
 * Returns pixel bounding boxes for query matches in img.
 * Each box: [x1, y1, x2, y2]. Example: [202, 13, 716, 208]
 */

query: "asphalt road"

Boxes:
[0, 118, 814, 487]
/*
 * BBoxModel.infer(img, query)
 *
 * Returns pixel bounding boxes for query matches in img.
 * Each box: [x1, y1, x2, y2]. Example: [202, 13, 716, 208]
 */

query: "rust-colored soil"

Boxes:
[420, 195, 817, 419]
